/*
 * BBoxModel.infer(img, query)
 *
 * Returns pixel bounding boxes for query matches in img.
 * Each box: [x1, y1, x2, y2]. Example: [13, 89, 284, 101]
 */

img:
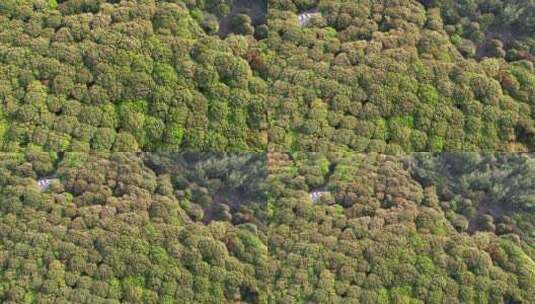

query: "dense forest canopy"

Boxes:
[0, 0, 533, 152]
[265, 0, 535, 152]
[0, 152, 270, 303]
[0, 0, 534, 303]
[0, 152, 533, 303]
[267, 152, 535, 303]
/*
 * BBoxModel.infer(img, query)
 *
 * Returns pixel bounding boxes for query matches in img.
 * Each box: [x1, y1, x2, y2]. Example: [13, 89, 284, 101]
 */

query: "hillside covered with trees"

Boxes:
[0, 1, 533, 303]
[0, 0, 533, 152]
[267, 152, 534, 303]
[265, 0, 535, 152]
[0, 152, 532, 303]
[0, 152, 270, 303]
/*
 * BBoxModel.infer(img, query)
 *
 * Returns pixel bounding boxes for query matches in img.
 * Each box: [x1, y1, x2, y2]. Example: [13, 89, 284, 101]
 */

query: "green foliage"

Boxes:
[0, 0, 533, 153]
[266, 152, 535, 303]
[0, 151, 533, 302]
[0, 152, 269, 303]
[48, 0, 57, 10]
[418, 84, 440, 105]
[0, 0, 266, 152]
[0, 0, 534, 302]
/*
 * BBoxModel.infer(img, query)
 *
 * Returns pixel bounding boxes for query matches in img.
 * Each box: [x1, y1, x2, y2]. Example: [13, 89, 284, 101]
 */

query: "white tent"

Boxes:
[309, 190, 329, 202]
[298, 9, 321, 27]
[37, 178, 58, 191]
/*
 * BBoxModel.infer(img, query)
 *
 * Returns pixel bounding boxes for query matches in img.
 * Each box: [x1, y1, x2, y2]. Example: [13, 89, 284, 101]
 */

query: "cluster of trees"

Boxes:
[0, 152, 269, 303]
[409, 153, 535, 247]
[264, 0, 535, 152]
[0, 0, 268, 152]
[0, 1, 534, 303]
[422, 0, 535, 60]
[267, 152, 535, 303]
[1, 0, 534, 153]
[0, 150, 533, 303]
[143, 152, 268, 224]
